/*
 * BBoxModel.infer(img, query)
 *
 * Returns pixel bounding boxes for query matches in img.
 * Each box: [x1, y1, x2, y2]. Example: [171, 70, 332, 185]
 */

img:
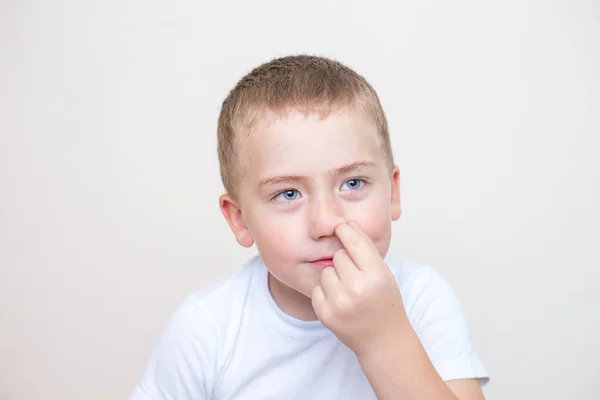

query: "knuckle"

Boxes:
[368, 275, 383, 290]
[349, 281, 364, 297]
[334, 293, 353, 313]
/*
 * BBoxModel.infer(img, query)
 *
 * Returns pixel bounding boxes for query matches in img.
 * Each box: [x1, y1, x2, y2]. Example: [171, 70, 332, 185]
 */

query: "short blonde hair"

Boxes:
[217, 55, 393, 200]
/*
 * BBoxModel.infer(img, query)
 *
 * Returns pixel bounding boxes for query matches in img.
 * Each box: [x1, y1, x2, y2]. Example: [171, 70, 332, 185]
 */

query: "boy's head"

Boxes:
[217, 55, 401, 313]
[218, 55, 394, 201]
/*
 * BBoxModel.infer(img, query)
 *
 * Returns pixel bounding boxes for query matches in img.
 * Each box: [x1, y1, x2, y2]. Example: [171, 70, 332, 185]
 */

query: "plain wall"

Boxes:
[1, 1, 599, 399]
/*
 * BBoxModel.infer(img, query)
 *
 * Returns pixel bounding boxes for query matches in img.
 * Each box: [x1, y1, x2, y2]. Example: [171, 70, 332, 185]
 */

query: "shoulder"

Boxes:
[386, 254, 467, 332]
[186, 255, 264, 314]
[385, 256, 458, 318]
[176, 255, 268, 338]
[154, 256, 260, 335]
[131, 256, 266, 399]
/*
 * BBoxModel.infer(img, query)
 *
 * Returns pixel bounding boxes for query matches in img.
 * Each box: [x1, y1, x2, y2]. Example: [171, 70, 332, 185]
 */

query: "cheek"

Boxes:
[356, 214, 392, 255]
[346, 195, 392, 256]
[247, 212, 303, 262]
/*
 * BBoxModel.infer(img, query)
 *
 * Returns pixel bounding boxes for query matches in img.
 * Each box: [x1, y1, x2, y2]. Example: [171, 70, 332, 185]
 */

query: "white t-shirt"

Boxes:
[131, 254, 489, 400]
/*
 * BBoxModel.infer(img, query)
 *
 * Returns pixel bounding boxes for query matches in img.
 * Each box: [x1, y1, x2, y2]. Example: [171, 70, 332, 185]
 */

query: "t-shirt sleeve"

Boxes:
[130, 296, 219, 400]
[401, 265, 489, 386]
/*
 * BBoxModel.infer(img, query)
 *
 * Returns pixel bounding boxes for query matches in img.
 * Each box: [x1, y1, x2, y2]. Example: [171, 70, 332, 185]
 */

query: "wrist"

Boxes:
[354, 322, 417, 362]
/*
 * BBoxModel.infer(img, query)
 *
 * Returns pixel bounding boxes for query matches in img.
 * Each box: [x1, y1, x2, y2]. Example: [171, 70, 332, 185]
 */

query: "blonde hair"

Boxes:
[217, 55, 393, 200]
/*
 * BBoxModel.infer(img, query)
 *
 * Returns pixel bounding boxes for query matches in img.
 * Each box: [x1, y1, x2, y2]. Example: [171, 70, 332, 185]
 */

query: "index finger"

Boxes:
[334, 221, 380, 271]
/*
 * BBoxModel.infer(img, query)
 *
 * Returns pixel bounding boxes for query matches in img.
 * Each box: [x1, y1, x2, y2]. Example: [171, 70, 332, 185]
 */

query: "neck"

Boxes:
[267, 272, 318, 321]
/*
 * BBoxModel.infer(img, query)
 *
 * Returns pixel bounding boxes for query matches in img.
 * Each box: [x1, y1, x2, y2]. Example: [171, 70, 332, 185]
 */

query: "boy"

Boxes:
[131, 55, 489, 399]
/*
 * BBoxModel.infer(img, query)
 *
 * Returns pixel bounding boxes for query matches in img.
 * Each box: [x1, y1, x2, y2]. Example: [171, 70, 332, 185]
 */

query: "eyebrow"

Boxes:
[258, 161, 377, 188]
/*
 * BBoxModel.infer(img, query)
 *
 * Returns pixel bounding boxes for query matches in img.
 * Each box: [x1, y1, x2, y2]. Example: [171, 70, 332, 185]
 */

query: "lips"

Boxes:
[310, 258, 334, 267]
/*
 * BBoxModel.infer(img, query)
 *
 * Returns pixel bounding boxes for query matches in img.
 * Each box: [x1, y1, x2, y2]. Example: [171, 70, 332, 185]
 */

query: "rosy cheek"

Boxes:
[271, 236, 293, 257]
[346, 201, 385, 231]
[352, 213, 391, 254]
[360, 220, 385, 241]
[255, 224, 298, 258]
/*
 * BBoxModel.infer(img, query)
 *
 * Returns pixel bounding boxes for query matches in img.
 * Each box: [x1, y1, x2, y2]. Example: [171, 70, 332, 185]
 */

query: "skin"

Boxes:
[219, 105, 485, 400]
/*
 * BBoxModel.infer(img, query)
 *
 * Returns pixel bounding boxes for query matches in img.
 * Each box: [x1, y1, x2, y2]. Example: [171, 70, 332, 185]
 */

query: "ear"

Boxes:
[390, 165, 402, 221]
[219, 194, 254, 248]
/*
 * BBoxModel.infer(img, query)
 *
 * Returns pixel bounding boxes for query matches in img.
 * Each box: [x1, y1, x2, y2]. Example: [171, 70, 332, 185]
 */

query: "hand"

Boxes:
[311, 220, 409, 356]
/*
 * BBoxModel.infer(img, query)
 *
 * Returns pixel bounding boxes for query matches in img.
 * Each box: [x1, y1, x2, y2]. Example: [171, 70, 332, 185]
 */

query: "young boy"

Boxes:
[131, 55, 489, 400]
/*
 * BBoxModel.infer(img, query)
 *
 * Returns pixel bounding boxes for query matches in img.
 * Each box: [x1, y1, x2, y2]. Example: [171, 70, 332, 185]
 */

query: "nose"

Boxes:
[308, 194, 345, 240]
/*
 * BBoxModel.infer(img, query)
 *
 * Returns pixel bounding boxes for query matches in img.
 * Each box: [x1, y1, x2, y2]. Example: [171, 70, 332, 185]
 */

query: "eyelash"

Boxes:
[269, 176, 370, 201]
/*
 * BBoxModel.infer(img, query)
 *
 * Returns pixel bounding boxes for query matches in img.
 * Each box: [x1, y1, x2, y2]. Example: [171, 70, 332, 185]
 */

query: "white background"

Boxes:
[1, 1, 599, 399]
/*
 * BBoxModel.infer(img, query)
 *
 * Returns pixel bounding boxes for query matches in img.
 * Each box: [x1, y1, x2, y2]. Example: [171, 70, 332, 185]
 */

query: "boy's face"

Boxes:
[221, 105, 401, 308]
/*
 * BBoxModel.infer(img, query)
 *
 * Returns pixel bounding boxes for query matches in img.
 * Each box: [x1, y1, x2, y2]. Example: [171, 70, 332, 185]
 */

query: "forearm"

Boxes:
[356, 326, 459, 400]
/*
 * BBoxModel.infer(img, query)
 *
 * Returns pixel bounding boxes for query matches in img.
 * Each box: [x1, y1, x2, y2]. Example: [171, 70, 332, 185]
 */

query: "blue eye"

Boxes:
[278, 189, 300, 201]
[341, 179, 363, 191]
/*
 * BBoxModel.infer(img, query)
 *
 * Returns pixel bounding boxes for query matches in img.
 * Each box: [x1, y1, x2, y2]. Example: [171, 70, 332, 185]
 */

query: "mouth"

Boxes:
[309, 258, 334, 267]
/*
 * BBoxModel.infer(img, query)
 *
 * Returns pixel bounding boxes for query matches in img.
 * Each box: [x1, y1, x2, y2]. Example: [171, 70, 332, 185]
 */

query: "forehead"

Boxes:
[238, 106, 383, 179]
